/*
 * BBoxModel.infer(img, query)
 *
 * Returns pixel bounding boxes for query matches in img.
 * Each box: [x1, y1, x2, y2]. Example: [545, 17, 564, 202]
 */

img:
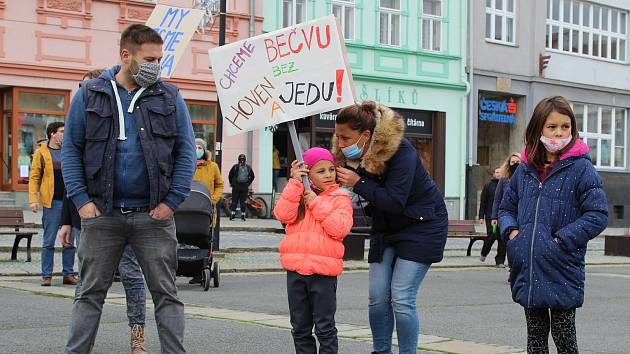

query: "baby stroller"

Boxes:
[174, 181, 220, 291]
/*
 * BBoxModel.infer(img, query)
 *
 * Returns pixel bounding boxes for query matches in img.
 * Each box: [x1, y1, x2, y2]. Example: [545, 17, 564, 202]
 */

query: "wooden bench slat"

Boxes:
[0, 209, 23, 217]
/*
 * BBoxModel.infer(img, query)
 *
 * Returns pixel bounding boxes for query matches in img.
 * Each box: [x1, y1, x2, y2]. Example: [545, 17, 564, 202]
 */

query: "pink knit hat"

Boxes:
[303, 147, 335, 168]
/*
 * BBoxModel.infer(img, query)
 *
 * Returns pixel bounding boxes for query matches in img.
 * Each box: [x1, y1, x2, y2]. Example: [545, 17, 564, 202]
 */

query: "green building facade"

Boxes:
[259, 0, 469, 218]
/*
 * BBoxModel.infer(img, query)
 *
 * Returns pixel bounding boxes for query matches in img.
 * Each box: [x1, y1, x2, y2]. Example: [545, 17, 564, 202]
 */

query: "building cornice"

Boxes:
[0, 60, 217, 92]
[348, 43, 462, 61]
[473, 69, 630, 96]
[353, 74, 467, 91]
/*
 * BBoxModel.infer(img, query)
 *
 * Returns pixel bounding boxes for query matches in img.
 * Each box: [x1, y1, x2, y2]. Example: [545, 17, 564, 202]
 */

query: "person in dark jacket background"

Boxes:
[334, 101, 447, 354]
[228, 154, 255, 221]
[478, 166, 502, 266]
[499, 96, 608, 353]
[489, 153, 521, 269]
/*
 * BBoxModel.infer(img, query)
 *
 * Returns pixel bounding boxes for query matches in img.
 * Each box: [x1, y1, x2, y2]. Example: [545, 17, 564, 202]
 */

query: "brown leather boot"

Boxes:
[41, 277, 52, 286]
[63, 275, 77, 285]
[130, 324, 147, 354]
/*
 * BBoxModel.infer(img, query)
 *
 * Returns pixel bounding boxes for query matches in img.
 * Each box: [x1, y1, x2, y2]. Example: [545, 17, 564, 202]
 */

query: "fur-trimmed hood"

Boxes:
[332, 104, 405, 175]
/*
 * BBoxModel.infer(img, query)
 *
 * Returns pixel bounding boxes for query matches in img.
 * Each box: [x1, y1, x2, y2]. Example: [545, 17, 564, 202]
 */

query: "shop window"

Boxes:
[315, 132, 333, 149]
[573, 102, 627, 169]
[486, 0, 516, 45]
[546, 0, 628, 63]
[379, 0, 401, 46]
[187, 102, 217, 159]
[332, 0, 355, 40]
[2, 90, 12, 185]
[15, 89, 68, 186]
[18, 92, 65, 112]
[477, 146, 490, 166]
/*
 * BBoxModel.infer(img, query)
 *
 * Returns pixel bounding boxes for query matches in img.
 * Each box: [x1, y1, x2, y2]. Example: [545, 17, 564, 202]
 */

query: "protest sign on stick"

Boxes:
[208, 15, 356, 137]
[146, 5, 204, 78]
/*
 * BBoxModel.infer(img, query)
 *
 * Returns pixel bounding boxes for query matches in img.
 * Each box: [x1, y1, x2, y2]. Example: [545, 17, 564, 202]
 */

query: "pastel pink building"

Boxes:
[0, 0, 263, 204]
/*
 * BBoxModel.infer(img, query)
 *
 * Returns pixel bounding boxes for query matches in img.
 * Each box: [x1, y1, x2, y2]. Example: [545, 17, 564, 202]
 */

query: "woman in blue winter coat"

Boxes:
[333, 101, 448, 354]
[499, 96, 608, 353]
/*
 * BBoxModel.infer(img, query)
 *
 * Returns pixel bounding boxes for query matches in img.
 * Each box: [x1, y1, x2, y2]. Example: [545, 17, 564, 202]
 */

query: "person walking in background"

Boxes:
[29, 121, 76, 286]
[62, 24, 195, 354]
[193, 138, 224, 206]
[489, 152, 522, 268]
[272, 145, 281, 192]
[333, 101, 448, 354]
[274, 147, 353, 354]
[228, 154, 254, 221]
[499, 96, 608, 353]
[478, 166, 503, 266]
[190, 137, 223, 284]
[57, 67, 149, 354]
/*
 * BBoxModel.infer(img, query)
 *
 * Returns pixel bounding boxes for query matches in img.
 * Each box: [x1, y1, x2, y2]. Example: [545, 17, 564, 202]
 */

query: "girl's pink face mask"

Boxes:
[540, 135, 572, 153]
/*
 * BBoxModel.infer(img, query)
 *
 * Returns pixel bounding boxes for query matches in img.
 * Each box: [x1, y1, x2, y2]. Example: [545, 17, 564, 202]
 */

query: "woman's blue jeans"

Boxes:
[368, 247, 430, 354]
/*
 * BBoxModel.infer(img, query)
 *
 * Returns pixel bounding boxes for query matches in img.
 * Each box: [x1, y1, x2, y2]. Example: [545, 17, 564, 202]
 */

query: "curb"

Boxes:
[220, 226, 285, 233]
[3, 260, 629, 277]
[10, 224, 286, 233]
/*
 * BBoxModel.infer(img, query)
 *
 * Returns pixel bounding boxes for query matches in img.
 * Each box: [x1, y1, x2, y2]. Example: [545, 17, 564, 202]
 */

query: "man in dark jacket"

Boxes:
[62, 24, 195, 354]
[228, 154, 255, 221]
[478, 167, 505, 266]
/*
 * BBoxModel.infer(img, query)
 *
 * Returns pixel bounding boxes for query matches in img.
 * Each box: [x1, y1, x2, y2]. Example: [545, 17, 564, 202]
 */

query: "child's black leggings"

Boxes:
[524, 308, 578, 354]
[287, 271, 338, 354]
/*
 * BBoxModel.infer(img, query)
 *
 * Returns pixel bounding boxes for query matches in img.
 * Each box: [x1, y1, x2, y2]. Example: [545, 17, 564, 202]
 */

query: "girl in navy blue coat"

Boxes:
[499, 96, 608, 353]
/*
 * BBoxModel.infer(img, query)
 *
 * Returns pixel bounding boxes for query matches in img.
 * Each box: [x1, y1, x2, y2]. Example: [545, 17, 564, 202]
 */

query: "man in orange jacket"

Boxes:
[28, 121, 76, 286]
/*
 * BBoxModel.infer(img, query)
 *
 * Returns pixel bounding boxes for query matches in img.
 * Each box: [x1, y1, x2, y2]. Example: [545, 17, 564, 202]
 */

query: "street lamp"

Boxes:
[212, 0, 226, 252]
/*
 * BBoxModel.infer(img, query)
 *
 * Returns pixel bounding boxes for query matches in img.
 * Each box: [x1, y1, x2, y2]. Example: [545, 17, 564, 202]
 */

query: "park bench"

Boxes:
[447, 219, 486, 256]
[0, 208, 36, 262]
[342, 219, 487, 261]
[604, 230, 630, 257]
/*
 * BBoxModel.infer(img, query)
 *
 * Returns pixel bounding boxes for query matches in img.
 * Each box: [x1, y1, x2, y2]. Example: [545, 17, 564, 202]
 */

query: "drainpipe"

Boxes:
[247, 0, 255, 165]
[467, 0, 474, 168]
[461, 0, 475, 219]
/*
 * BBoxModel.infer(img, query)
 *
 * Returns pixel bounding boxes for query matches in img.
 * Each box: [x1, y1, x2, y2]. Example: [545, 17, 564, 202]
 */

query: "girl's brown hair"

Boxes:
[336, 100, 378, 134]
[524, 96, 579, 171]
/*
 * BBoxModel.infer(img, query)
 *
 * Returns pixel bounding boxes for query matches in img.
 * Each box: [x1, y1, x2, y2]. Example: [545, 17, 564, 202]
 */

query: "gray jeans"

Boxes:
[74, 242, 147, 327]
[65, 211, 185, 354]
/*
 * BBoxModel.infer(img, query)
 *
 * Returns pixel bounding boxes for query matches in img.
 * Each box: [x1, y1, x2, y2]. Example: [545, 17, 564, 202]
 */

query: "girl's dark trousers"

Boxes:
[287, 271, 338, 354]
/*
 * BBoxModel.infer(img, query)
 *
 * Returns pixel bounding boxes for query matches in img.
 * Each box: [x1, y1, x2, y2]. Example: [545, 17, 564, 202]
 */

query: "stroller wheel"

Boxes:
[212, 262, 220, 288]
[201, 268, 211, 291]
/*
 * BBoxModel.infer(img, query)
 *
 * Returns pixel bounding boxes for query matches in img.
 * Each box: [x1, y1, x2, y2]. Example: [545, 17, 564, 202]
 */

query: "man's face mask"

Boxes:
[129, 56, 161, 88]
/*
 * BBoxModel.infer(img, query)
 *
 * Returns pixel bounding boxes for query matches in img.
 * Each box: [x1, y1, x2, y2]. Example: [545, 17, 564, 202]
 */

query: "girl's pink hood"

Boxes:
[520, 138, 590, 164]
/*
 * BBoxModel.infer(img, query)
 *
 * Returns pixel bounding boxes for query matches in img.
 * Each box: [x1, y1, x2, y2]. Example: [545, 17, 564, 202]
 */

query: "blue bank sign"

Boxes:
[479, 96, 517, 124]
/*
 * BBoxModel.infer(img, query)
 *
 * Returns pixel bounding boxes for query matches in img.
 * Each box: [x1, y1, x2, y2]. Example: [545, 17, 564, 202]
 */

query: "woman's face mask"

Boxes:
[341, 135, 366, 160]
[508, 162, 519, 176]
[540, 135, 572, 153]
[196, 149, 205, 159]
[129, 57, 161, 88]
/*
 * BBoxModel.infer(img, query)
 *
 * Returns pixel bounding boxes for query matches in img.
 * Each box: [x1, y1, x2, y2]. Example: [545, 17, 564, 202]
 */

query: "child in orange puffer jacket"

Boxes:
[273, 147, 353, 354]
